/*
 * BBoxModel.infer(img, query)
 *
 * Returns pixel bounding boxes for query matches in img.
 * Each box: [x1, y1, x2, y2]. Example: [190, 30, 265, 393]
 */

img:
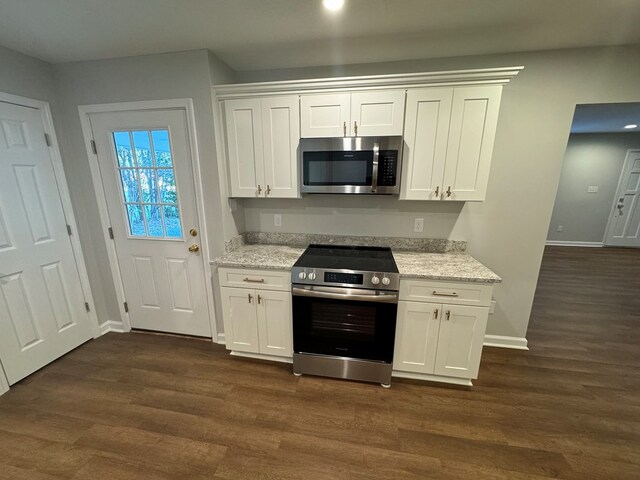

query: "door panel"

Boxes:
[393, 301, 440, 374]
[0, 101, 92, 385]
[257, 290, 292, 357]
[300, 93, 350, 138]
[400, 88, 453, 200]
[90, 109, 211, 337]
[434, 304, 488, 379]
[442, 86, 501, 201]
[351, 90, 406, 136]
[606, 151, 640, 247]
[221, 287, 259, 353]
[262, 96, 300, 198]
[225, 99, 264, 197]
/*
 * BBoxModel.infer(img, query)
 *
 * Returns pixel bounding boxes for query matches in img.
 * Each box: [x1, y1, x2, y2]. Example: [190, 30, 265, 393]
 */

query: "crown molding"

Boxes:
[212, 66, 523, 99]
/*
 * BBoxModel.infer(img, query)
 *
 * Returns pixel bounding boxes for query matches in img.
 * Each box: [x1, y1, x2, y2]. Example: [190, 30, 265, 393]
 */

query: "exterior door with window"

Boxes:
[605, 149, 640, 247]
[89, 109, 211, 337]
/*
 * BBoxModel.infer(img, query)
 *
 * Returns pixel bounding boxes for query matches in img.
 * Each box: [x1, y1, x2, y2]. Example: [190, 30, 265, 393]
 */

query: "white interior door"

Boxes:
[0, 100, 93, 385]
[89, 109, 211, 337]
[605, 149, 640, 247]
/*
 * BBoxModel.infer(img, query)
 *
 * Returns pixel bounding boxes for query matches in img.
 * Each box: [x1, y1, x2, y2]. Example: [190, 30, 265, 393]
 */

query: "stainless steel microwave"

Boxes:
[300, 136, 403, 194]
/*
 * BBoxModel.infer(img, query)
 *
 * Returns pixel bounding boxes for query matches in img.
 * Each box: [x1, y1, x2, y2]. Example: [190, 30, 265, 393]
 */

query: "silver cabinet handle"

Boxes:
[243, 278, 265, 283]
[248, 293, 253, 304]
[446, 186, 452, 197]
[434, 308, 439, 319]
[432, 291, 458, 297]
[257, 185, 262, 195]
[343, 122, 347, 137]
[445, 310, 451, 321]
[354, 121, 358, 136]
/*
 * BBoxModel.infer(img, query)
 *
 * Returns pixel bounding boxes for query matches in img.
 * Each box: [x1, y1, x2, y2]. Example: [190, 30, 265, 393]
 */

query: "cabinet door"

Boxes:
[300, 93, 350, 138]
[399, 88, 453, 200]
[442, 85, 502, 201]
[220, 287, 259, 353]
[256, 290, 293, 357]
[393, 301, 441, 374]
[224, 99, 265, 197]
[261, 96, 300, 198]
[351, 90, 406, 136]
[434, 305, 488, 379]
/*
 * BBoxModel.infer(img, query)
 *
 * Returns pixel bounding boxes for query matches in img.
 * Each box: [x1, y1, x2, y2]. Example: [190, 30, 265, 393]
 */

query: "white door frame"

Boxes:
[603, 149, 640, 247]
[78, 99, 218, 339]
[0, 92, 100, 338]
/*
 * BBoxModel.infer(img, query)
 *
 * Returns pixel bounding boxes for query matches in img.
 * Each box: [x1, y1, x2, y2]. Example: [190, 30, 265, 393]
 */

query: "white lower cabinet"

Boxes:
[220, 283, 292, 359]
[393, 280, 492, 383]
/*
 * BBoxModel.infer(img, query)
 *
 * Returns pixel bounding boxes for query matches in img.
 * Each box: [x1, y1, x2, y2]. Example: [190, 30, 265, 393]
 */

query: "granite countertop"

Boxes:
[214, 244, 501, 284]
[213, 244, 305, 270]
[392, 251, 501, 284]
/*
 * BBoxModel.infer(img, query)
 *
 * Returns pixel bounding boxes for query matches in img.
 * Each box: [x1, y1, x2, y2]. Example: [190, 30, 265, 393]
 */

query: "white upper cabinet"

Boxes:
[261, 96, 300, 198]
[351, 90, 406, 136]
[300, 90, 406, 138]
[400, 85, 503, 202]
[400, 88, 453, 200]
[225, 96, 299, 198]
[300, 93, 350, 138]
[225, 98, 264, 197]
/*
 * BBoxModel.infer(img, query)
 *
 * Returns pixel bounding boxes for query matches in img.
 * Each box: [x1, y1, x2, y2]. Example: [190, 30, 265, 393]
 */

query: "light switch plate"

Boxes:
[414, 218, 424, 233]
[274, 214, 282, 227]
[587, 186, 599, 193]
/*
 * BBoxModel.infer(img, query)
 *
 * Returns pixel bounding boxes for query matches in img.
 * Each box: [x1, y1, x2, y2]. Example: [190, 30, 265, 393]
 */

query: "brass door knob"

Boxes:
[189, 228, 198, 237]
[188, 244, 200, 253]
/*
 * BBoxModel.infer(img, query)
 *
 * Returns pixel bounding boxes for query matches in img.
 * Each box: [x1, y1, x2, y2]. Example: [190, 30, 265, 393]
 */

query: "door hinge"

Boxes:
[44, 133, 52, 146]
[66, 224, 72, 236]
[123, 301, 129, 313]
[85, 302, 90, 312]
[108, 227, 114, 239]
[90, 140, 97, 154]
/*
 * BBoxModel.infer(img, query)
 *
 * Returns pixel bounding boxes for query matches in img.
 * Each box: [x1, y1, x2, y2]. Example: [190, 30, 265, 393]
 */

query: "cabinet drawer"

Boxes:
[399, 279, 492, 307]
[218, 268, 291, 291]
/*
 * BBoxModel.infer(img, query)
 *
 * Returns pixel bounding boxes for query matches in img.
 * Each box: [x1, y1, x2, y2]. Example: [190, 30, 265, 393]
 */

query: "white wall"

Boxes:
[548, 132, 640, 243]
[0, 45, 57, 101]
[237, 45, 640, 340]
[52, 49, 237, 329]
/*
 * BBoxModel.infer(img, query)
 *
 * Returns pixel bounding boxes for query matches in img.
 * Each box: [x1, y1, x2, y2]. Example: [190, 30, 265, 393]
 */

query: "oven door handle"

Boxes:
[292, 286, 398, 303]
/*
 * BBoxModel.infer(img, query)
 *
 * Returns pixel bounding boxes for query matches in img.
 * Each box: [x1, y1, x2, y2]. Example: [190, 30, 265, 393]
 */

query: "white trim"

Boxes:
[230, 351, 293, 364]
[77, 99, 217, 339]
[0, 362, 9, 395]
[392, 371, 473, 387]
[0, 92, 100, 338]
[215, 333, 226, 345]
[545, 240, 604, 248]
[603, 149, 640, 247]
[98, 320, 127, 335]
[483, 334, 529, 350]
[213, 66, 523, 99]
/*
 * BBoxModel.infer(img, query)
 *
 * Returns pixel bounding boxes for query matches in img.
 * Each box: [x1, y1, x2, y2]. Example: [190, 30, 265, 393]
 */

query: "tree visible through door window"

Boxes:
[113, 130, 183, 238]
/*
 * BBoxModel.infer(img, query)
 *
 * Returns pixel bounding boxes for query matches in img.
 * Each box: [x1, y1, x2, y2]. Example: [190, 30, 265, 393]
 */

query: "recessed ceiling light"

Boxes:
[624, 124, 638, 129]
[322, 0, 345, 12]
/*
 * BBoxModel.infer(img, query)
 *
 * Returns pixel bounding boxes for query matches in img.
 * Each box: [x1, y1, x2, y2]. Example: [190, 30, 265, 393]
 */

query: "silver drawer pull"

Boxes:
[243, 278, 265, 283]
[432, 291, 458, 297]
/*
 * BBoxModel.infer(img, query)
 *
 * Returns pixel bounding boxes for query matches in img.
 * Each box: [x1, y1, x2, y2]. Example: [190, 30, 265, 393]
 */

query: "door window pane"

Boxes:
[112, 129, 183, 239]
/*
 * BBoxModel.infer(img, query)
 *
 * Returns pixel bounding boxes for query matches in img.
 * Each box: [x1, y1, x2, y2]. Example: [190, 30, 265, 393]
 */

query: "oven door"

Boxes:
[292, 285, 398, 363]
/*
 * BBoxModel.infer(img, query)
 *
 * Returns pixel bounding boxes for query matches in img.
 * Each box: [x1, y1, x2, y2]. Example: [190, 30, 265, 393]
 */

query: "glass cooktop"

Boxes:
[293, 244, 399, 273]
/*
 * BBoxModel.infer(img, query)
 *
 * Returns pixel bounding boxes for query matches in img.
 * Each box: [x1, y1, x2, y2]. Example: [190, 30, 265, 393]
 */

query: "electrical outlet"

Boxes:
[274, 214, 282, 227]
[557, 225, 564, 232]
[413, 218, 424, 233]
[587, 185, 599, 193]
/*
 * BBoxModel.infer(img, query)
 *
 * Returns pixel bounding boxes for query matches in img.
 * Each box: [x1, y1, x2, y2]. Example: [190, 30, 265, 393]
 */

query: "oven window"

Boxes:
[293, 295, 397, 362]
[303, 151, 372, 186]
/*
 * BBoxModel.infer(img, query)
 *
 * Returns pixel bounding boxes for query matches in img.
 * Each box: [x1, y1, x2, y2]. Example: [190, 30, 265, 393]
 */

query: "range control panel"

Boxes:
[291, 267, 399, 291]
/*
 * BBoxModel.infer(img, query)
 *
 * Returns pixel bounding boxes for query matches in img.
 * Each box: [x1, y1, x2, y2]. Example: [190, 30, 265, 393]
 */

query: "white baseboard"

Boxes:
[545, 240, 603, 247]
[230, 351, 293, 364]
[484, 334, 529, 350]
[392, 370, 473, 387]
[215, 333, 226, 345]
[98, 320, 127, 335]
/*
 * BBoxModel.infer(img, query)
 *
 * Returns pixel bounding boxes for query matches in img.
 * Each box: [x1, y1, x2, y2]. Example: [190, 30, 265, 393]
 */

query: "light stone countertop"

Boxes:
[214, 244, 501, 284]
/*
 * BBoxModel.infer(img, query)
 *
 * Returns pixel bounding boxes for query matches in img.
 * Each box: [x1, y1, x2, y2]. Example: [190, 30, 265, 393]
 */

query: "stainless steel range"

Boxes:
[291, 245, 399, 387]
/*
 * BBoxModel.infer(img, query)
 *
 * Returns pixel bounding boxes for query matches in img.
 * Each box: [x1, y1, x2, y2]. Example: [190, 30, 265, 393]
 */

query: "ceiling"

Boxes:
[571, 104, 640, 134]
[0, 0, 639, 71]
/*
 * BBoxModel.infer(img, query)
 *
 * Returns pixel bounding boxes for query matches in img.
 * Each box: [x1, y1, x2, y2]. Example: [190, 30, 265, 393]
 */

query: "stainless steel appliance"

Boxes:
[300, 136, 402, 194]
[291, 245, 400, 387]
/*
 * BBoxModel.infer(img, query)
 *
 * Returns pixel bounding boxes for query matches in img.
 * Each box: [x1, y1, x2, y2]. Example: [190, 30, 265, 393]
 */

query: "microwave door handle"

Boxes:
[292, 286, 398, 303]
[371, 142, 379, 193]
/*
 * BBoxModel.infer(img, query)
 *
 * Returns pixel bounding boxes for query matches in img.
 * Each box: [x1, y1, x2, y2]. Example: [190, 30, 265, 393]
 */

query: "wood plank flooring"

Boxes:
[1, 246, 639, 479]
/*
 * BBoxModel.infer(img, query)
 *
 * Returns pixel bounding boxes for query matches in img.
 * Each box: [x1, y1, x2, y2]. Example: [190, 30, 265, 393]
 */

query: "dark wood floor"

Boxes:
[1, 246, 639, 479]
